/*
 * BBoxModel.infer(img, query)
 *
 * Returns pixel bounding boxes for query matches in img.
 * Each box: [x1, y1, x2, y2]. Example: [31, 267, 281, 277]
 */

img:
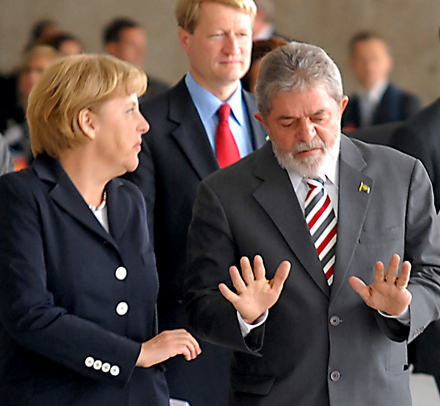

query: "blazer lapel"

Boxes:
[373, 84, 398, 124]
[105, 178, 131, 244]
[253, 144, 331, 297]
[331, 135, 373, 298]
[242, 90, 268, 149]
[168, 79, 219, 180]
[33, 155, 119, 249]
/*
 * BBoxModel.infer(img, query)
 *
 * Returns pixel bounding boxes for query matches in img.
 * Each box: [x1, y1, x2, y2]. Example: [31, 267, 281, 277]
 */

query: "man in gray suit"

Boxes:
[185, 41, 440, 405]
[124, 1, 266, 405]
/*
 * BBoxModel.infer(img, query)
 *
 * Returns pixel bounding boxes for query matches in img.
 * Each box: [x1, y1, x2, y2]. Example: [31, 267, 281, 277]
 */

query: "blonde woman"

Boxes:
[0, 54, 200, 406]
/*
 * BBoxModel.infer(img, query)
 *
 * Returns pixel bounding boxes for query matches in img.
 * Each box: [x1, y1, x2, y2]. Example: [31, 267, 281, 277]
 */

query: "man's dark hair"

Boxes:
[31, 19, 57, 41]
[103, 18, 140, 44]
[348, 30, 387, 57]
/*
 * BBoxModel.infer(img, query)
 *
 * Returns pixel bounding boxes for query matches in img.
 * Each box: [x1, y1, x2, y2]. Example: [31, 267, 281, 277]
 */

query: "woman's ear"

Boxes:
[78, 108, 96, 140]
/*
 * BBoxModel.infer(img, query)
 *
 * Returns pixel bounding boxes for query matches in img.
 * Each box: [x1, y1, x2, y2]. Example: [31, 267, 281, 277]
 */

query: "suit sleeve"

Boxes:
[185, 180, 264, 355]
[0, 175, 141, 387]
[400, 160, 440, 342]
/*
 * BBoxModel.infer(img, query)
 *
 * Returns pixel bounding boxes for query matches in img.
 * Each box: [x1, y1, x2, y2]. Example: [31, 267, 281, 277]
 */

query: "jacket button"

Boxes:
[115, 266, 127, 281]
[102, 362, 111, 373]
[330, 370, 341, 381]
[116, 302, 129, 315]
[330, 316, 341, 326]
[93, 359, 103, 370]
[85, 356, 94, 368]
[110, 365, 120, 376]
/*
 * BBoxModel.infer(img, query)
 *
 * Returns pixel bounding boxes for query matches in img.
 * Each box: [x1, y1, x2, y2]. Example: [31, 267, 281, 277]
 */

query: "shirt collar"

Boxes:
[357, 79, 389, 103]
[185, 71, 245, 125]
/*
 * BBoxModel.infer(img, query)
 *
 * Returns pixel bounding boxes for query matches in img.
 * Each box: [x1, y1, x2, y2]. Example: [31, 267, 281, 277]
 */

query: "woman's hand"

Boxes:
[136, 329, 201, 368]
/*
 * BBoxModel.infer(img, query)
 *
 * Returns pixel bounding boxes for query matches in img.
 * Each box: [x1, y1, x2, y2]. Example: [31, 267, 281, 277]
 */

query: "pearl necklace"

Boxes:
[88, 191, 107, 211]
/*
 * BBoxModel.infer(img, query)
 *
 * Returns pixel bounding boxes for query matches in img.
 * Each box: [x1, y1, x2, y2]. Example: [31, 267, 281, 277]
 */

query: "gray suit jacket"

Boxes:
[186, 136, 440, 406]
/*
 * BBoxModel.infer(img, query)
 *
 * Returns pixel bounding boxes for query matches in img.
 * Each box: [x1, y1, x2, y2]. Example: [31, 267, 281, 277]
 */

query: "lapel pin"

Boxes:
[359, 182, 370, 194]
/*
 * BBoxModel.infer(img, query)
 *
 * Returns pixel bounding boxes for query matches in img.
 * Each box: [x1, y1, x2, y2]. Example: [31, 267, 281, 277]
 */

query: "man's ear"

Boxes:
[178, 27, 191, 55]
[254, 112, 268, 128]
[254, 112, 271, 139]
[340, 96, 349, 116]
[78, 109, 96, 140]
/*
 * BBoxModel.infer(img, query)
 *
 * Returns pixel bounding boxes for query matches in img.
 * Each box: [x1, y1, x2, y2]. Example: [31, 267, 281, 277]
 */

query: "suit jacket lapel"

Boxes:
[331, 135, 373, 298]
[168, 79, 219, 180]
[33, 154, 119, 250]
[168, 80, 268, 181]
[374, 84, 398, 124]
[253, 143, 331, 297]
[243, 90, 268, 149]
[106, 178, 131, 245]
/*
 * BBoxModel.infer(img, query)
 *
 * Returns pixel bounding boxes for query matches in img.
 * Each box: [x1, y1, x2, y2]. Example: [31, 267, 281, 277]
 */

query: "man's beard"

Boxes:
[271, 133, 340, 178]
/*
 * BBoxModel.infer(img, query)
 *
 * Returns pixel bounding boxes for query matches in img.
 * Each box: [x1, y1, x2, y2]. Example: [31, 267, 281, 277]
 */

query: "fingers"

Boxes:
[240, 256, 255, 285]
[229, 256, 266, 293]
[229, 265, 246, 294]
[349, 276, 369, 301]
[174, 329, 201, 361]
[139, 329, 201, 368]
[384, 254, 401, 283]
[374, 261, 386, 283]
[271, 261, 291, 293]
[219, 282, 238, 304]
[159, 329, 200, 362]
[253, 255, 266, 280]
[395, 261, 411, 290]
[378, 254, 411, 290]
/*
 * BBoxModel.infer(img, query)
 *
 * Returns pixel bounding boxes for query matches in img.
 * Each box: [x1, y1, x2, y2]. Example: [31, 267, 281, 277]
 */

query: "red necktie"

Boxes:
[305, 177, 337, 285]
[215, 104, 240, 168]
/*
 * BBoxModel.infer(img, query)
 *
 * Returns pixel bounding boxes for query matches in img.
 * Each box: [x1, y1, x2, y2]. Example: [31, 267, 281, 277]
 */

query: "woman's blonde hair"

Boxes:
[175, 0, 257, 34]
[28, 54, 147, 158]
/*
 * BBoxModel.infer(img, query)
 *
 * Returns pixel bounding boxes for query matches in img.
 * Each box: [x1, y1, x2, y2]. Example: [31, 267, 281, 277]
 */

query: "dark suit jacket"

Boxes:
[342, 82, 422, 130]
[0, 154, 169, 406]
[185, 137, 440, 406]
[389, 97, 440, 383]
[389, 97, 440, 212]
[124, 77, 267, 406]
[347, 121, 402, 146]
[143, 75, 170, 101]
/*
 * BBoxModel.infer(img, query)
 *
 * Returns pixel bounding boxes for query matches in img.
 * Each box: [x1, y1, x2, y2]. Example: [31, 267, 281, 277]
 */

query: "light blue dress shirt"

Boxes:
[185, 72, 254, 158]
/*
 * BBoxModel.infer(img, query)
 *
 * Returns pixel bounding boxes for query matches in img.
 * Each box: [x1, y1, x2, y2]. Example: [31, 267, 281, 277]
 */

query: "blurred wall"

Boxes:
[1, 0, 439, 105]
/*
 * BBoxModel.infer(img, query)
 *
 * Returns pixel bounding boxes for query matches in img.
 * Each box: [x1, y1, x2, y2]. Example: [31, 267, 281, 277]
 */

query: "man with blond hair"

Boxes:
[125, 1, 266, 405]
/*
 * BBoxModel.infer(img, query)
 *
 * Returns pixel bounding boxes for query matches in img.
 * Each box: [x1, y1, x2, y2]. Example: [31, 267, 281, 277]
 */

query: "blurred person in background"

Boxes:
[0, 45, 59, 170]
[24, 19, 60, 52]
[342, 30, 421, 131]
[43, 32, 84, 55]
[241, 36, 288, 93]
[103, 17, 170, 100]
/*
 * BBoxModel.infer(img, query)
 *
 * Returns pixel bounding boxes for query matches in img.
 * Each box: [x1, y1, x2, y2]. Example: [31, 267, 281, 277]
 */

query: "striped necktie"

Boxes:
[304, 177, 337, 285]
